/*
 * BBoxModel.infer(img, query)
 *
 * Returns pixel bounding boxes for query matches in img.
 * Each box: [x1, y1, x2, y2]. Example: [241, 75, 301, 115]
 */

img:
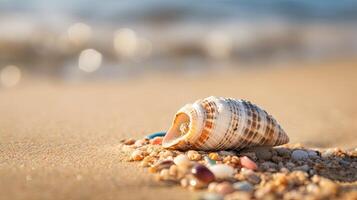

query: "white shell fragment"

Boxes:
[162, 96, 289, 150]
[209, 164, 235, 179]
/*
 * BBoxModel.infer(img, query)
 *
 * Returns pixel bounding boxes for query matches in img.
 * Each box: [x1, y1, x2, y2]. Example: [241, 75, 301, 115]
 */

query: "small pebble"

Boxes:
[191, 164, 215, 184]
[209, 164, 235, 179]
[275, 147, 291, 157]
[150, 137, 163, 145]
[153, 160, 175, 171]
[321, 148, 335, 158]
[180, 178, 189, 188]
[339, 159, 350, 166]
[253, 147, 272, 160]
[174, 154, 191, 167]
[271, 155, 283, 163]
[159, 169, 171, 180]
[160, 150, 174, 158]
[219, 151, 236, 156]
[286, 162, 295, 169]
[319, 178, 338, 196]
[130, 150, 144, 161]
[240, 156, 258, 170]
[187, 150, 202, 161]
[208, 182, 218, 192]
[260, 161, 278, 172]
[215, 182, 235, 195]
[189, 177, 207, 189]
[233, 181, 254, 192]
[123, 138, 135, 145]
[208, 152, 221, 161]
[204, 156, 217, 166]
[306, 183, 319, 193]
[293, 164, 310, 172]
[169, 164, 178, 177]
[307, 150, 319, 159]
[134, 139, 147, 147]
[291, 150, 309, 161]
[244, 173, 261, 185]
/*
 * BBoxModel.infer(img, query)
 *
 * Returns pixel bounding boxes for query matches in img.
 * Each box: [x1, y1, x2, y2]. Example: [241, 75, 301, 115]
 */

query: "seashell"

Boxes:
[162, 96, 289, 151]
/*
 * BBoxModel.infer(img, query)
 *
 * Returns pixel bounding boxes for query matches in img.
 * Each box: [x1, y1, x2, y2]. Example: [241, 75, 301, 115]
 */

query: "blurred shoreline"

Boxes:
[1, 0, 357, 83]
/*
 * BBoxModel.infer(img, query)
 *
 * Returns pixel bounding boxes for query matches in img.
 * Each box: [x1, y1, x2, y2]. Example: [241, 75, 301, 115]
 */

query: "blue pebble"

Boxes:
[204, 156, 216, 165]
[233, 181, 254, 192]
[145, 132, 166, 139]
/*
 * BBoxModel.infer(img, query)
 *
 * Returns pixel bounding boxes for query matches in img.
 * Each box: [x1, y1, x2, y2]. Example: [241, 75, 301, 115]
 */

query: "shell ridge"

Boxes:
[206, 98, 232, 150]
[195, 100, 217, 149]
[217, 99, 235, 149]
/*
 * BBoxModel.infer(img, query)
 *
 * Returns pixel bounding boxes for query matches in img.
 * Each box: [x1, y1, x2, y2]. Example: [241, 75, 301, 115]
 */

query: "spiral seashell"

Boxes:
[162, 96, 289, 150]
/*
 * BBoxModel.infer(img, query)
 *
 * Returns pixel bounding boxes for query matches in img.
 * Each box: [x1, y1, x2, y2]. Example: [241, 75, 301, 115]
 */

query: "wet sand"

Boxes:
[0, 60, 356, 200]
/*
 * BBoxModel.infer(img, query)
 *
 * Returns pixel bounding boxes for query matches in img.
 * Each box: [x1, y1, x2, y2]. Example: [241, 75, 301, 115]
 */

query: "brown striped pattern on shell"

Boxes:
[162, 96, 289, 151]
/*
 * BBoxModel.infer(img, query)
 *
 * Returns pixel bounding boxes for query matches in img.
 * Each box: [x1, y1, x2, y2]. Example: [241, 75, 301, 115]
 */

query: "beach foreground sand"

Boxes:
[0, 61, 356, 199]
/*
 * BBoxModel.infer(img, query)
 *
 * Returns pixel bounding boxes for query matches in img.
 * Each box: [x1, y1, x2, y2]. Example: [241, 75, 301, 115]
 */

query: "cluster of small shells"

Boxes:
[120, 137, 357, 200]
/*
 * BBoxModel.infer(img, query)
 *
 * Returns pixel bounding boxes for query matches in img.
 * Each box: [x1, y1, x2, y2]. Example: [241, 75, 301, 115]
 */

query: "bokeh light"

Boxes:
[78, 49, 102, 72]
[1, 65, 21, 87]
[113, 28, 138, 58]
[203, 31, 233, 60]
[67, 23, 92, 46]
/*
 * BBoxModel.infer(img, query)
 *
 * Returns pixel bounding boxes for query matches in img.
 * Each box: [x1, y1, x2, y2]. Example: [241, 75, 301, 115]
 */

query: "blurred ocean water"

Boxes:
[0, 0, 357, 81]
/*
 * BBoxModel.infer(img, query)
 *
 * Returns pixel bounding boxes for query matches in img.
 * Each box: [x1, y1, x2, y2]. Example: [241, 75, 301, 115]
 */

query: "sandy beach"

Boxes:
[0, 60, 357, 200]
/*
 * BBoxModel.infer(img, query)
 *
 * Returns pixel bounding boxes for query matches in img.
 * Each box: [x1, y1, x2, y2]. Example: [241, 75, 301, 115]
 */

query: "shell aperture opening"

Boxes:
[162, 113, 190, 148]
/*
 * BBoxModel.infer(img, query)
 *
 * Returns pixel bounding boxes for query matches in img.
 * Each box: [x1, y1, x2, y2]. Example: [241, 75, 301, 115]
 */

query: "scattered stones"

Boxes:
[291, 150, 309, 161]
[209, 164, 235, 179]
[240, 156, 258, 170]
[121, 136, 357, 200]
[192, 164, 215, 184]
